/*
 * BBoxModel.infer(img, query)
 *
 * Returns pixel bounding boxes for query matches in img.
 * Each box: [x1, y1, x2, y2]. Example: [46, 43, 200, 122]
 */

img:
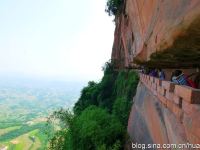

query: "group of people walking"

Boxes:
[141, 67, 200, 89]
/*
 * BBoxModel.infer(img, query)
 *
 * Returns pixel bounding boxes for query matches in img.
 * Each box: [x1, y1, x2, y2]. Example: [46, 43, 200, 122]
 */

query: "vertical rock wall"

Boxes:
[112, 0, 200, 68]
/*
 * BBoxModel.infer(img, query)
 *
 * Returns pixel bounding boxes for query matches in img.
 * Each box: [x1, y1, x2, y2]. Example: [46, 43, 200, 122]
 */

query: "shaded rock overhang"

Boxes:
[136, 18, 200, 69]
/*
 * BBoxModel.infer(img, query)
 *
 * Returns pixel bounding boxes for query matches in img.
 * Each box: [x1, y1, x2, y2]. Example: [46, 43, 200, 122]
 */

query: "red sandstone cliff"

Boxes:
[112, 0, 200, 68]
[111, 0, 200, 148]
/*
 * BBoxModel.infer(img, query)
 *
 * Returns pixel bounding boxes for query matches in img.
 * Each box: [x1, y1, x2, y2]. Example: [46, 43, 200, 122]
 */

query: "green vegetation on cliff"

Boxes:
[105, 0, 123, 16]
[48, 61, 139, 150]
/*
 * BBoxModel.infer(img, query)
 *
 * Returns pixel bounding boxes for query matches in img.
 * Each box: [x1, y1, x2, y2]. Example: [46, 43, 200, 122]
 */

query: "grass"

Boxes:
[11, 129, 41, 150]
[0, 121, 48, 150]
[0, 129, 42, 150]
[0, 126, 21, 136]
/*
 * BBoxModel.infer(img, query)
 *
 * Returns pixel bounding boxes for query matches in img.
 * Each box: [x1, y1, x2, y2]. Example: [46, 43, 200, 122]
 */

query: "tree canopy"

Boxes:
[105, 0, 123, 16]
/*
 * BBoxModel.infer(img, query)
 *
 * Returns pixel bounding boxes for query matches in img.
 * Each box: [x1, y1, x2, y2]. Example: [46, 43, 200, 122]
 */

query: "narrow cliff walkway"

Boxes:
[128, 73, 200, 145]
[140, 74, 200, 143]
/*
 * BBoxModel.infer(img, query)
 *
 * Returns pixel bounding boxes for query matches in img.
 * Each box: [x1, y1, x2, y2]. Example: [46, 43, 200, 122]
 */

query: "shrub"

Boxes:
[112, 96, 131, 126]
[113, 70, 139, 100]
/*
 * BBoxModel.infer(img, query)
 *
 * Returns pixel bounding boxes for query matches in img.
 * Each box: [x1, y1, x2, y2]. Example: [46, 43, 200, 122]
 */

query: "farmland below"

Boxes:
[0, 77, 85, 150]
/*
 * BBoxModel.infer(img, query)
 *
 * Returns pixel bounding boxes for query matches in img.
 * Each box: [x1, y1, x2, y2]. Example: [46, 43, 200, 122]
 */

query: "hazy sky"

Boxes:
[0, 0, 115, 82]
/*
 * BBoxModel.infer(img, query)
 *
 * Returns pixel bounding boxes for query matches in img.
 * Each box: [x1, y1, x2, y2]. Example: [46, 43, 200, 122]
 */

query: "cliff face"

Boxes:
[111, 0, 200, 146]
[112, 0, 200, 68]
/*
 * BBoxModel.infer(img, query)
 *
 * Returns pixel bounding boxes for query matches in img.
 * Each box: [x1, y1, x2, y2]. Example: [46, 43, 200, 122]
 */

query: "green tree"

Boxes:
[48, 109, 74, 150]
[71, 106, 124, 150]
[74, 81, 100, 114]
[105, 0, 123, 16]
[48, 106, 124, 150]
[48, 61, 139, 150]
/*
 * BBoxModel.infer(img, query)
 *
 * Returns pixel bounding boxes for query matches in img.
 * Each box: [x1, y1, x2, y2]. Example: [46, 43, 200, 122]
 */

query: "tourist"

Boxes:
[149, 68, 158, 77]
[171, 70, 188, 86]
[158, 69, 165, 80]
[186, 68, 200, 88]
